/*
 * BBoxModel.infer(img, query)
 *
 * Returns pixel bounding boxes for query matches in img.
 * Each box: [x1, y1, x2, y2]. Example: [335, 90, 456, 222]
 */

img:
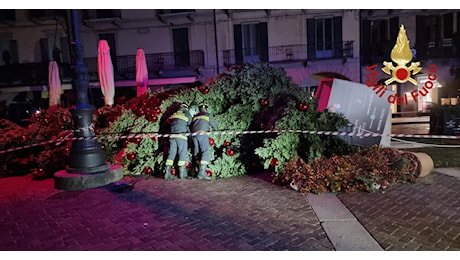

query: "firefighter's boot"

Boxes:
[179, 165, 188, 179]
[164, 165, 176, 180]
[197, 164, 211, 181]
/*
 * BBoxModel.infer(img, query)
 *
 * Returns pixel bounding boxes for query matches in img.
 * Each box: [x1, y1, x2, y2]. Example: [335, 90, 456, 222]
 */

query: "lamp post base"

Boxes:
[54, 164, 123, 191]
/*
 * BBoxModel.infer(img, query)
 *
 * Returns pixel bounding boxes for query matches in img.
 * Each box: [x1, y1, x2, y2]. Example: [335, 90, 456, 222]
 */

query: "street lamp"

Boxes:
[54, 10, 122, 190]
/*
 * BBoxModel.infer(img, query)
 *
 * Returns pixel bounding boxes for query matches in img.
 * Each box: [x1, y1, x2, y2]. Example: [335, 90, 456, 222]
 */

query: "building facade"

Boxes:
[0, 9, 459, 123]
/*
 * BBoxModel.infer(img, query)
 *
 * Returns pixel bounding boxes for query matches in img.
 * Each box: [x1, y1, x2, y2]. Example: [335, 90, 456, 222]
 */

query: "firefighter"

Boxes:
[164, 103, 192, 180]
[191, 102, 218, 181]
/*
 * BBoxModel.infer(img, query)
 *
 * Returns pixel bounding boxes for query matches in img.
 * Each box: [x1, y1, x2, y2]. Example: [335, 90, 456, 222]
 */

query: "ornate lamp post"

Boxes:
[66, 9, 108, 173]
[54, 10, 122, 190]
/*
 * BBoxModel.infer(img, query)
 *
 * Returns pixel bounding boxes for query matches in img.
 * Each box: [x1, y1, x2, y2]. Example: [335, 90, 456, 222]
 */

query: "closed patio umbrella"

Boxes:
[48, 60, 62, 107]
[97, 40, 115, 106]
[136, 48, 148, 97]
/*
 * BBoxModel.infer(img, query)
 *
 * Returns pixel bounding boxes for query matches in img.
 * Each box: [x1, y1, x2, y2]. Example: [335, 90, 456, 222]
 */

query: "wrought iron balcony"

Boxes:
[420, 39, 457, 59]
[83, 49, 204, 81]
[362, 39, 458, 65]
[222, 41, 354, 66]
[0, 50, 205, 88]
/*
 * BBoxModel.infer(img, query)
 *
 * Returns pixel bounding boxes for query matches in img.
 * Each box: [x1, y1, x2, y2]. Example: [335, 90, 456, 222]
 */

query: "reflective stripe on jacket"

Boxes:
[191, 111, 218, 132]
[170, 109, 192, 134]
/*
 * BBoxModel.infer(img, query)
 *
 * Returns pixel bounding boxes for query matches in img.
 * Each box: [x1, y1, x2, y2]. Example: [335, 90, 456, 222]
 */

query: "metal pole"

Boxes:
[70, 9, 90, 107]
[213, 9, 219, 74]
[67, 9, 108, 174]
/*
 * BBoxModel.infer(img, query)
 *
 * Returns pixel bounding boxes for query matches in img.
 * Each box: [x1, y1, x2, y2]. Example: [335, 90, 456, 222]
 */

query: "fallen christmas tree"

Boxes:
[0, 62, 422, 193]
[94, 62, 354, 179]
[276, 146, 420, 194]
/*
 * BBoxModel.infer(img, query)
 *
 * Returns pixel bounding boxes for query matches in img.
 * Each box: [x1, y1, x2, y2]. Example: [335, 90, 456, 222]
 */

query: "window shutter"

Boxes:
[258, 22, 268, 62]
[60, 37, 70, 64]
[307, 18, 316, 60]
[40, 38, 50, 62]
[333, 16, 343, 58]
[233, 24, 243, 64]
[361, 18, 372, 65]
[9, 40, 18, 64]
[388, 16, 400, 58]
[415, 15, 426, 59]
[443, 12, 453, 39]
[389, 17, 399, 42]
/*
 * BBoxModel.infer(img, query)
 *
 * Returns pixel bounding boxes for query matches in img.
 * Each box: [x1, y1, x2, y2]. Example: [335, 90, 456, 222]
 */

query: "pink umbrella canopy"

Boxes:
[136, 48, 149, 97]
[97, 40, 115, 106]
[48, 60, 62, 107]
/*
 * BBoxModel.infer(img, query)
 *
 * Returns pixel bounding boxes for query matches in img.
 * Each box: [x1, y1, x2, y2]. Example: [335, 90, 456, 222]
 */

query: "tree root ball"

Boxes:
[410, 152, 434, 177]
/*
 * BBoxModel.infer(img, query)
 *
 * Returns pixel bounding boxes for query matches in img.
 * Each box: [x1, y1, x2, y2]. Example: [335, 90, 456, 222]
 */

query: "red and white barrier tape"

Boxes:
[1, 129, 460, 155]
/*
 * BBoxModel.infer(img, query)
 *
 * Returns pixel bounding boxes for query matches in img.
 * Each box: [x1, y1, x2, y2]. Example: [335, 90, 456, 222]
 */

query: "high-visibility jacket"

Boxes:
[170, 108, 192, 135]
[191, 111, 218, 132]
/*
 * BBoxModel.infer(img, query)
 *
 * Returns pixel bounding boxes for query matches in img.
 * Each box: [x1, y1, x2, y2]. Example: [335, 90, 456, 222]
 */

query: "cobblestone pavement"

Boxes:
[1, 170, 459, 251]
[337, 171, 460, 251]
[0, 173, 331, 251]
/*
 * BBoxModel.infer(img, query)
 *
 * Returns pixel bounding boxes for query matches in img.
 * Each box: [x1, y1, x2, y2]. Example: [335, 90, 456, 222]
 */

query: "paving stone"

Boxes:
[322, 221, 383, 251]
[337, 172, 460, 251]
[1, 170, 460, 251]
[306, 193, 356, 221]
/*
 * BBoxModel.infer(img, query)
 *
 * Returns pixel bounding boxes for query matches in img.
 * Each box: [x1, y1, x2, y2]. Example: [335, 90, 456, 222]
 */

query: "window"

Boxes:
[30, 10, 66, 21]
[307, 17, 342, 60]
[83, 10, 121, 20]
[426, 15, 442, 46]
[371, 20, 389, 44]
[233, 23, 268, 64]
[172, 28, 190, 67]
[0, 10, 15, 23]
[315, 18, 333, 57]
[242, 23, 260, 62]
[443, 13, 453, 39]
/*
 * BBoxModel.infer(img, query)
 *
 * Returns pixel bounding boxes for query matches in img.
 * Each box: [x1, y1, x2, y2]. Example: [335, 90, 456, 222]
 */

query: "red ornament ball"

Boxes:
[200, 86, 210, 94]
[132, 137, 142, 144]
[259, 98, 268, 106]
[206, 170, 212, 177]
[270, 158, 279, 167]
[138, 108, 145, 115]
[127, 152, 136, 161]
[171, 168, 177, 176]
[226, 148, 235, 156]
[185, 162, 191, 169]
[143, 166, 153, 175]
[208, 137, 215, 146]
[100, 145, 105, 150]
[222, 141, 230, 147]
[298, 103, 308, 111]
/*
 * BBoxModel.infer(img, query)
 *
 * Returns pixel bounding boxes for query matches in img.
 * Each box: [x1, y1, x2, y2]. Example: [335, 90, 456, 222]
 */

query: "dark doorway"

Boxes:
[172, 28, 190, 67]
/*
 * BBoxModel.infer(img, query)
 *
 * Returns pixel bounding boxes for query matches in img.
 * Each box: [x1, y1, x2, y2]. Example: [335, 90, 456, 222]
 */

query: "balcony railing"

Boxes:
[422, 39, 457, 59]
[0, 50, 204, 87]
[83, 49, 204, 81]
[363, 39, 458, 65]
[223, 41, 354, 66]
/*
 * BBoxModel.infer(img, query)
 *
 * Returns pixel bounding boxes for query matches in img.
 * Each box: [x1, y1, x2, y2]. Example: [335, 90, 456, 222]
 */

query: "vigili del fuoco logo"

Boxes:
[366, 24, 438, 105]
